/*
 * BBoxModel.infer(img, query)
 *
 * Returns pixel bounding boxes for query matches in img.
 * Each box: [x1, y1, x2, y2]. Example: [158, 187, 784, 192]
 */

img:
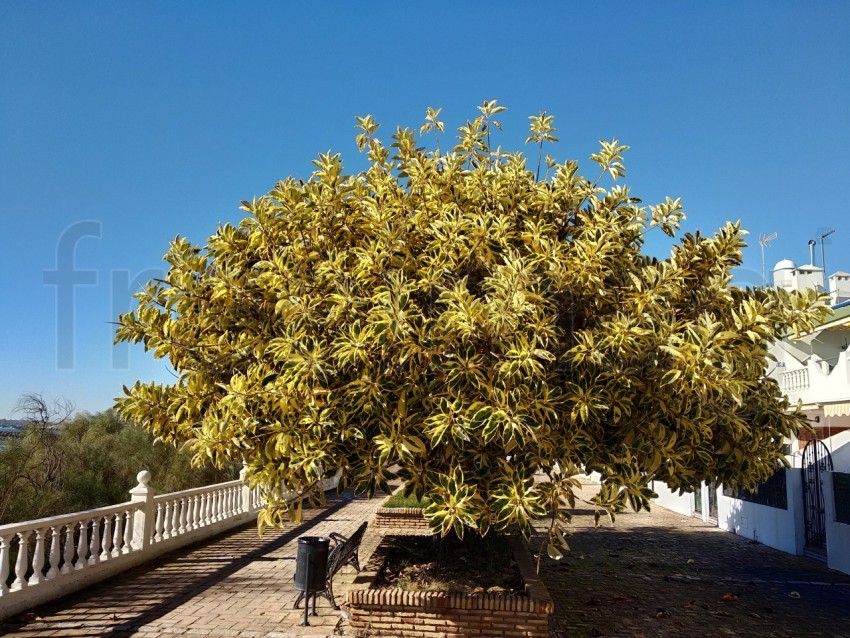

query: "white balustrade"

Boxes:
[0, 468, 339, 622]
[2, 501, 144, 597]
[781, 368, 810, 393]
[149, 479, 244, 546]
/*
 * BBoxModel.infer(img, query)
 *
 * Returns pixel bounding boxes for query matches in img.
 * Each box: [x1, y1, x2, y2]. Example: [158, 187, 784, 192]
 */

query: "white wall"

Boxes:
[651, 480, 693, 517]
[716, 469, 805, 556]
[651, 471, 806, 557]
[824, 430, 850, 471]
[823, 471, 850, 575]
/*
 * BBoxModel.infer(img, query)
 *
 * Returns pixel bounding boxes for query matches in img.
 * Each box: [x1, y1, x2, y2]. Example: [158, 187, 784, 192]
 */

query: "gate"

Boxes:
[707, 481, 719, 522]
[694, 483, 703, 516]
[802, 439, 833, 553]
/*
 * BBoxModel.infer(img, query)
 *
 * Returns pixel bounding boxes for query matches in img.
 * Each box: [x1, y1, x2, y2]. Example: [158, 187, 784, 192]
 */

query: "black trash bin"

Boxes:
[293, 536, 330, 625]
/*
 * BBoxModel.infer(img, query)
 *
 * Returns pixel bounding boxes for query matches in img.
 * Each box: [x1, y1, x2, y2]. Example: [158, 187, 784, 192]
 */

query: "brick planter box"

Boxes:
[346, 535, 553, 638]
[374, 506, 430, 531]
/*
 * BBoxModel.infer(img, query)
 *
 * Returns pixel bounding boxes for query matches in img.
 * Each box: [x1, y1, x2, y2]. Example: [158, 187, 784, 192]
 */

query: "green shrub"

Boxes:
[383, 492, 431, 509]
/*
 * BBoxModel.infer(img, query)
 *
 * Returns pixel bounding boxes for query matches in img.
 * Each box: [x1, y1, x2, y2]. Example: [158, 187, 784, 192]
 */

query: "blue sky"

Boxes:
[1, 2, 848, 417]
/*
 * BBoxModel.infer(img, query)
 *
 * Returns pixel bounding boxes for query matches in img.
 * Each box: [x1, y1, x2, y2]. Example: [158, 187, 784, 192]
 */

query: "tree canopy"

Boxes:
[0, 395, 237, 524]
[115, 102, 828, 554]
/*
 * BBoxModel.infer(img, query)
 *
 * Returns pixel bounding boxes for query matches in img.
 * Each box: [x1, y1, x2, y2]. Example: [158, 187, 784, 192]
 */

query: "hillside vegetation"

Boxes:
[0, 395, 238, 525]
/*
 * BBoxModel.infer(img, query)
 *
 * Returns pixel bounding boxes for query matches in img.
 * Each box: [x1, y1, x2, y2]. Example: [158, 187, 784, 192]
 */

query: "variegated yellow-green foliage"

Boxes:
[116, 102, 829, 554]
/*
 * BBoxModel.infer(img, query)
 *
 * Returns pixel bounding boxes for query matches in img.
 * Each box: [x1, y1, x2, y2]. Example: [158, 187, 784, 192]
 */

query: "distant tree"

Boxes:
[0, 399, 238, 524]
[0, 394, 72, 522]
[56, 409, 239, 513]
[115, 102, 829, 556]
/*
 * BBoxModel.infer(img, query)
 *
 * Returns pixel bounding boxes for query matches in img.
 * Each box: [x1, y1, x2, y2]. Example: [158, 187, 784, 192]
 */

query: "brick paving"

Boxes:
[533, 480, 850, 638]
[2, 479, 850, 638]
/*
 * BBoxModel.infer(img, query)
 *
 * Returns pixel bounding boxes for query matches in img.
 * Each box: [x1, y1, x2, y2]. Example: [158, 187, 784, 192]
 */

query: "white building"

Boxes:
[651, 252, 850, 575]
[767, 258, 850, 454]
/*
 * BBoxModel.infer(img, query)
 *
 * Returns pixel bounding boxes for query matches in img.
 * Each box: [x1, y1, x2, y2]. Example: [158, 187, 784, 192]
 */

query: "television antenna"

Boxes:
[819, 229, 835, 277]
[759, 232, 778, 287]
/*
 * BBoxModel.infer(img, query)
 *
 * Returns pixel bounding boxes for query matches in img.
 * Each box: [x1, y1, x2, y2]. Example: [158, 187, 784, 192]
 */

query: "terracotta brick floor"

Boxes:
[3, 480, 850, 638]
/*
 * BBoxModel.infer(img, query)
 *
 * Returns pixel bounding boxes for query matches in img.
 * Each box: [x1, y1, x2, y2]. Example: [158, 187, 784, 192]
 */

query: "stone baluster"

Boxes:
[28, 527, 46, 585]
[75, 520, 88, 570]
[112, 513, 122, 557]
[0, 534, 10, 595]
[204, 492, 213, 524]
[74, 521, 89, 570]
[240, 463, 251, 514]
[195, 494, 204, 527]
[192, 494, 201, 529]
[46, 526, 60, 580]
[171, 499, 181, 536]
[129, 471, 154, 552]
[123, 510, 134, 553]
[99, 515, 112, 561]
[178, 498, 187, 534]
[88, 518, 100, 566]
[162, 501, 172, 539]
[154, 503, 164, 541]
[196, 494, 205, 528]
[11, 531, 30, 590]
[185, 496, 194, 530]
[61, 525, 74, 574]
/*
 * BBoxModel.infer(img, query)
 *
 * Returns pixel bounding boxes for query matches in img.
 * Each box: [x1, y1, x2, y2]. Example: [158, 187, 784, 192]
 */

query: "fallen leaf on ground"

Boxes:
[17, 613, 42, 622]
[720, 592, 738, 602]
[789, 591, 801, 599]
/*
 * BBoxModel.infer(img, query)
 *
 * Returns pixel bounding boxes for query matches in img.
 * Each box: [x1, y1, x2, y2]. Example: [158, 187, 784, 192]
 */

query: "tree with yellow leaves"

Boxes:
[116, 102, 828, 559]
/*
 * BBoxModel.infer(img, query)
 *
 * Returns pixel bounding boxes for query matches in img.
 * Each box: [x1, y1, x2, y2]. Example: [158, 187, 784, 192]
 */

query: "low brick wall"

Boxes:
[347, 535, 553, 638]
[374, 507, 430, 531]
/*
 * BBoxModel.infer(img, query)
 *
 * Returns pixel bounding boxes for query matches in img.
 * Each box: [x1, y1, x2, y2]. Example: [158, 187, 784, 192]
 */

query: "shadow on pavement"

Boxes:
[534, 521, 850, 638]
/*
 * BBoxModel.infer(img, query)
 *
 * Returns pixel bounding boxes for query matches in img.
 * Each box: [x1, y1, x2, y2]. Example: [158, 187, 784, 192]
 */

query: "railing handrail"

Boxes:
[152, 479, 243, 503]
[0, 499, 144, 537]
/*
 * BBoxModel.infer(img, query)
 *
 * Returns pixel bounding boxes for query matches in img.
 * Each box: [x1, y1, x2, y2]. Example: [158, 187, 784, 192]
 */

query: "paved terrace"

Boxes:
[2, 481, 849, 638]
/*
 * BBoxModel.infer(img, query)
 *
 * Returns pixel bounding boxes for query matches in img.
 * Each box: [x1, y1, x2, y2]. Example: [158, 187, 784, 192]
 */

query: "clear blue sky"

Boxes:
[1, 2, 848, 417]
